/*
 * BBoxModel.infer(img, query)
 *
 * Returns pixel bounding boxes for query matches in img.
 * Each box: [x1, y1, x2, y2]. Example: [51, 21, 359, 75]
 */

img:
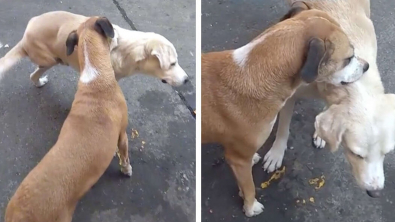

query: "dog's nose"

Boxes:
[161, 79, 167, 84]
[366, 189, 381, 198]
[363, 63, 369, 73]
[183, 79, 189, 84]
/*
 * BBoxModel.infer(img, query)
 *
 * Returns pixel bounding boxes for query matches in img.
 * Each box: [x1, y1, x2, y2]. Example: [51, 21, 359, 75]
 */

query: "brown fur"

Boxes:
[5, 17, 132, 222]
[201, 8, 357, 217]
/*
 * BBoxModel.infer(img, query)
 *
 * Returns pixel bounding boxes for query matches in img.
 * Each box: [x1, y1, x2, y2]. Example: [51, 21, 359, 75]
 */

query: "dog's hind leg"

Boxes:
[117, 131, 133, 177]
[263, 98, 295, 173]
[226, 148, 264, 217]
[30, 65, 53, 87]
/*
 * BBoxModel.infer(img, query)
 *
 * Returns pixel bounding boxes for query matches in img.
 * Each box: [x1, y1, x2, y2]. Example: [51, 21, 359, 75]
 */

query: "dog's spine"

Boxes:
[0, 41, 27, 81]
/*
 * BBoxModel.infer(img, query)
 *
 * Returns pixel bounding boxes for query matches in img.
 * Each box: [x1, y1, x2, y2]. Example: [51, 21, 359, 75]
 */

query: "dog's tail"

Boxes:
[0, 41, 27, 81]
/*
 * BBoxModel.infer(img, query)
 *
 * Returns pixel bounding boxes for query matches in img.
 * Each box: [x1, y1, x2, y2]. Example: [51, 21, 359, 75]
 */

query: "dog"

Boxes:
[5, 16, 132, 222]
[263, 0, 394, 198]
[0, 11, 189, 87]
[201, 4, 368, 217]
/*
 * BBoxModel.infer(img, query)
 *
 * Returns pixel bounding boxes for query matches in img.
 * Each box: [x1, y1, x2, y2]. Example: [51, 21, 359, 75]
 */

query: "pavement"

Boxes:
[202, 0, 395, 222]
[0, 0, 195, 222]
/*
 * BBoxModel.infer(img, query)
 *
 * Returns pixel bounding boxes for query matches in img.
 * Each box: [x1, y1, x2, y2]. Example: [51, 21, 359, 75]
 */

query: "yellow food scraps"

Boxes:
[131, 129, 139, 139]
[142, 141, 146, 145]
[261, 166, 286, 189]
[309, 175, 325, 190]
[296, 200, 300, 203]
[309, 197, 315, 203]
[302, 199, 306, 204]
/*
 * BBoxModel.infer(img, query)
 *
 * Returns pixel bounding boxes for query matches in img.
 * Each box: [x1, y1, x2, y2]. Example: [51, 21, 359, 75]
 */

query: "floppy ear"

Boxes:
[314, 105, 346, 152]
[152, 49, 170, 69]
[300, 37, 327, 83]
[66, 30, 78, 56]
[94, 17, 115, 38]
[280, 1, 310, 21]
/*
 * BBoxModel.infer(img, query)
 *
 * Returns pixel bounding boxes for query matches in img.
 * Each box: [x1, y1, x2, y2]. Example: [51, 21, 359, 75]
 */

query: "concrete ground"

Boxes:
[0, 0, 195, 222]
[202, 0, 395, 222]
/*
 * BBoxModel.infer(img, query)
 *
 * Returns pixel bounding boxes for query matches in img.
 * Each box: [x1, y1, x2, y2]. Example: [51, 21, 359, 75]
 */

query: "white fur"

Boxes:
[233, 32, 272, 67]
[313, 132, 326, 149]
[80, 42, 99, 84]
[244, 199, 264, 217]
[252, 153, 261, 165]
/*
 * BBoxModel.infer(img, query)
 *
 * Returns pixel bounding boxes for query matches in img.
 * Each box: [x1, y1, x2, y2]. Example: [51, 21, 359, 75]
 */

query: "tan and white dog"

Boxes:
[0, 11, 189, 87]
[5, 17, 132, 222]
[263, 0, 395, 198]
[202, 5, 368, 217]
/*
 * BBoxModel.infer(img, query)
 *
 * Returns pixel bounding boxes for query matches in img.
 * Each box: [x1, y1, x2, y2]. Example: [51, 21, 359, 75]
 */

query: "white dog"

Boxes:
[0, 11, 189, 87]
[263, 0, 394, 198]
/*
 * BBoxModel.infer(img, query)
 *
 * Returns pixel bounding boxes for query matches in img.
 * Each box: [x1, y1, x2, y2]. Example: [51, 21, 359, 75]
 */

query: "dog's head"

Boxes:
[315, 96, 395, 197]
[283, 2, 369, 85]
[66, 16, 114, 57]
[141, 35, 189, 86]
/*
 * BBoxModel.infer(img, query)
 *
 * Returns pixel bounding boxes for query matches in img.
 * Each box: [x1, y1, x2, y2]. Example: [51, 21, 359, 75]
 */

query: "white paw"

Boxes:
[33, 75, 49, 88]
[244, 199, 264, 217]
[252, 153, 261, 165]
[121, 164, 132, 177]
[313, 132, 326, 149]
[263, 147, 285, 173]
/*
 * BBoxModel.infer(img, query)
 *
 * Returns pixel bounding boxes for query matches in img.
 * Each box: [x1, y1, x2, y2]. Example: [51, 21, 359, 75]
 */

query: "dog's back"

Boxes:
[5, 17, 127, 222]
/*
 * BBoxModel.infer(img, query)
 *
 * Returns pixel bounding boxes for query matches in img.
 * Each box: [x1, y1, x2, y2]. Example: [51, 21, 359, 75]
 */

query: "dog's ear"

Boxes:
[300, 37, 328, 83]
[314, 105, 346, 152]
[94, 17, 115, 38]
[66, 30, 78, 56]
[152, 49, 170, 69]
[280, 1, 310, 21]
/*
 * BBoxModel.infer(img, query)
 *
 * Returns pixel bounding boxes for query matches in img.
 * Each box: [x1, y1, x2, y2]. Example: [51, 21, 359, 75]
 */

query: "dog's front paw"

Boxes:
[121, 164, 132, 177]
[312, 131, 326, 149]
[244, 199, 264, 217]
[252, 153, 261, 166]
[33, 75, 49, 88]
[263, 146, 285, 173]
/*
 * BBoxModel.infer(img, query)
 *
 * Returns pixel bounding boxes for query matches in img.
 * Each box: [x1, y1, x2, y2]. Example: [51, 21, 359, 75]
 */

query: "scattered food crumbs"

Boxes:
[4, 44, 9, 48]
[296, 200, 300, 203]
[309, 197, 315, 203]
[131, 129, 139, 139]
[209, 209, 213, 213]
[142, 141, 146, 145]
[309, 175, 325, 190]
[261, 166, 286, 189]
[302, 199, 306, 204]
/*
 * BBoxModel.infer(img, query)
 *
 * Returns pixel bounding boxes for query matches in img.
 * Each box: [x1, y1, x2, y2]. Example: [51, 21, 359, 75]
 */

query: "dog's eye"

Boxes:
[345, 56, 353, 65]
[170, 62, 176, 67]
[353, 152, 364, 159]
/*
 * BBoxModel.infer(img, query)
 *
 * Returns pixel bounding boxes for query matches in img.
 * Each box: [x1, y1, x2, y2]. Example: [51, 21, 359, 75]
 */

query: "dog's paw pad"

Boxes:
[313, 133, 326, 149]
[252, 153, 261, 165]
[244, 199, 264, 217]
[121, 164, 132, 177]
[34, 76, 49, 88]
[263, 148, 284, 173]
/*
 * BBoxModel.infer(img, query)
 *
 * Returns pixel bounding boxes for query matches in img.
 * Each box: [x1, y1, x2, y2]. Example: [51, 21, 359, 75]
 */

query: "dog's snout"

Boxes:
[366, 189, 381, 198]
[161, 79, 167, 84]
[363, 63, 369, 73]
[183, 78, 189, 84]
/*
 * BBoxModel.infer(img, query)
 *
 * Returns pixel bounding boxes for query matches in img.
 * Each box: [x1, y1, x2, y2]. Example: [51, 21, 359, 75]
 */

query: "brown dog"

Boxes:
[201, 4, 368, 217]
[5, 17, 132, 222]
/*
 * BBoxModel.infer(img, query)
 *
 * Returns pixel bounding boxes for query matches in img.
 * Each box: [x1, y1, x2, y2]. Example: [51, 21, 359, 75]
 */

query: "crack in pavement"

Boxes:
[112, 0, 196, 119]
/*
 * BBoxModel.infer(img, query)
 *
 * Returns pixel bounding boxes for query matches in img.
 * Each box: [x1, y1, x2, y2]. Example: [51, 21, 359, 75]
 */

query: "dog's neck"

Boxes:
[78, 35, 115, 88]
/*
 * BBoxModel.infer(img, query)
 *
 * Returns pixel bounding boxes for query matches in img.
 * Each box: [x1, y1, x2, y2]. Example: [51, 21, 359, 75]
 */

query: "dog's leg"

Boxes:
[226, 150, 264, 217]
[30, 66, 51, 87]
[312, 106, 327, 149]
[263, 98, 295, 172]
[117, 131, 133, 176]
